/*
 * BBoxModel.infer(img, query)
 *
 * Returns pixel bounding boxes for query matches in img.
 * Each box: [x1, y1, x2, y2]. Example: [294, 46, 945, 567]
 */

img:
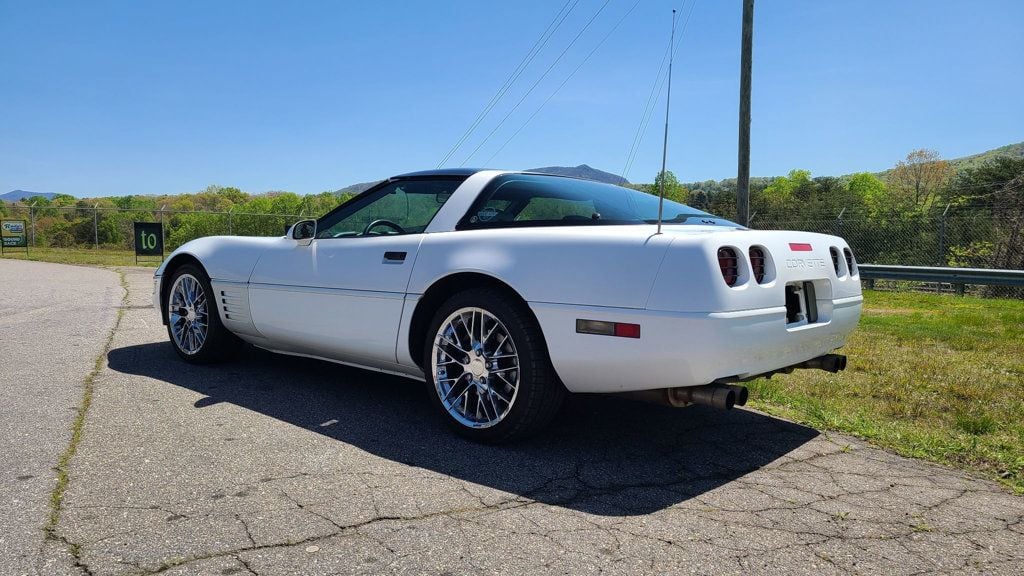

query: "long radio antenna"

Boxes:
[656, 9, 677, 234]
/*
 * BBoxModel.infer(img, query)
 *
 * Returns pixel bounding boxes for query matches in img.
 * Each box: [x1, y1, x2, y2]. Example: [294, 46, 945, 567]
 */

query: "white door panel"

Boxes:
[248, 285, 405, 363]
[248, 236, 422, 365]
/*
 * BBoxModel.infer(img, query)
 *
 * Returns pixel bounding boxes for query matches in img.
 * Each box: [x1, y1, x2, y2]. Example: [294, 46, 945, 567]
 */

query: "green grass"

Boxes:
[0, 246, 160, 267]
[749, 289, 1024, 493]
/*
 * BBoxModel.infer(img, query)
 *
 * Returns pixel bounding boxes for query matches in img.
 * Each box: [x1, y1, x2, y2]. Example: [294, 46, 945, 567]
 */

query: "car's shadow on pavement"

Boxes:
[108, 342, 819, 516]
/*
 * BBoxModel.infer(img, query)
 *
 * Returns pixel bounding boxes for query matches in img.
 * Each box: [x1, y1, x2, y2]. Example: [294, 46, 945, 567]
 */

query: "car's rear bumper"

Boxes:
[530, 296, 862, 394]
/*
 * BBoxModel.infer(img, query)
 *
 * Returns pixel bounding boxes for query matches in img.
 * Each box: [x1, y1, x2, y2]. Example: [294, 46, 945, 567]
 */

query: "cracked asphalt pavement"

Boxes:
[4, 262, 1024, 575]
[1, 260, 122, 576]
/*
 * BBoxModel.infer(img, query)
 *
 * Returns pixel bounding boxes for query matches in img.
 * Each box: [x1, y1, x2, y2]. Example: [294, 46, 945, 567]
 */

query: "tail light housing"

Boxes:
[830, 247, 841, 275]
[749, 246, 766, 283]
[718, 247, 739, 286]
[844, 248, 856, 275]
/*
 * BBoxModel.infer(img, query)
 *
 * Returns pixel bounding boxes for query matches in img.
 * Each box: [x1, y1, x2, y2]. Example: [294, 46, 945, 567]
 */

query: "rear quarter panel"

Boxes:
[406, 227, 675, 308]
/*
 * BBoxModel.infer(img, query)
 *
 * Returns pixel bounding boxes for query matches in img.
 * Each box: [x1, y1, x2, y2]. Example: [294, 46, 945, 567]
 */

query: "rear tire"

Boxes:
[423, 287, 565, 443]
[165, 264, 240, 363]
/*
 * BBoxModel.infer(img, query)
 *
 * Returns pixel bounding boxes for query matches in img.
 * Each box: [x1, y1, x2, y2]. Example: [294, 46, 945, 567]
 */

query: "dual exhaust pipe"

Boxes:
[793, 353, 847, 373]
[668, 383, 748, 410]
[623, 353, 847, 411]
[623, 383, 748, 411]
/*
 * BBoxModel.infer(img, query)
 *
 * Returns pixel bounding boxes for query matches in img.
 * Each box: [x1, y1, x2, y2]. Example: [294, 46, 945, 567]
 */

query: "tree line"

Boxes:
[633, 149, 1023, 271]
[1, 149, 1022, 273]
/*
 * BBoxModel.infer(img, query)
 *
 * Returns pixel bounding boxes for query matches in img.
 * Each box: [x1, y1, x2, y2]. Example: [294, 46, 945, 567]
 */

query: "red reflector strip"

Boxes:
[576, 319, 641, 339]
[614, 323, 641, 339]
[789, 242, 813, 251]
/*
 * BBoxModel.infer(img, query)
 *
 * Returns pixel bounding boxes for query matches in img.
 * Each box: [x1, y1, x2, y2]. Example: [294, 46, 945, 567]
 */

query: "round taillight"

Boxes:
[830, 247, 841, 275]
[749, 246, 766, 283]
[844, 248, 856, 275]
[718, 247, 739, 286]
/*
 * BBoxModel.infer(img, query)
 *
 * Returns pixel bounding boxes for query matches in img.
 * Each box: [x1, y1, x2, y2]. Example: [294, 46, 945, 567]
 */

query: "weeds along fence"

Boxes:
[0, 204, 304, 253]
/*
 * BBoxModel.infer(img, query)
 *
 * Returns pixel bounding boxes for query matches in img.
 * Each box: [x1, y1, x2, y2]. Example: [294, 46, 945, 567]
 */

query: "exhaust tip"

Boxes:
[728, 385, 749, 406]
[716, 387, 736, 410]
[824, 354, 847, 373]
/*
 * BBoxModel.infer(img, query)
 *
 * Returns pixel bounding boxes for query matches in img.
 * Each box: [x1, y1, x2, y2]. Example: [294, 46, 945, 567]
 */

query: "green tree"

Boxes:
[646, 170, 689, 204]
[762, 169, 812, 204]
[887, 149, 952, 212]
[847, 172, 887, 215]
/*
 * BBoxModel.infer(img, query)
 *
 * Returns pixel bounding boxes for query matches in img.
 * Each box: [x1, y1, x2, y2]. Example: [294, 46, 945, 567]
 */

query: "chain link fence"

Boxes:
[2, 203, 1021, 297]
[751, 208, 1023, 298]
[0, 204, 303, 254]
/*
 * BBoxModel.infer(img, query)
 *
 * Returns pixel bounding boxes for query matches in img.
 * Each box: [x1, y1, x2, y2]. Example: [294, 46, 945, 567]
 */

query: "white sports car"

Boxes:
[154, 169, 862, 442]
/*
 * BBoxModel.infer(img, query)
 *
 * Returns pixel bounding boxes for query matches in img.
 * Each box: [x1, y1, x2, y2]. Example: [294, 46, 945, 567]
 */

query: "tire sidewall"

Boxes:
[422, 288, 555, 442]
[165, 264, 228, 363]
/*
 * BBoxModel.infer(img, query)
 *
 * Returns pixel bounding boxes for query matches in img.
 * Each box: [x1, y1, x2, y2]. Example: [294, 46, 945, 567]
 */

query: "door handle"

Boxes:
[383, 251, 407, 263]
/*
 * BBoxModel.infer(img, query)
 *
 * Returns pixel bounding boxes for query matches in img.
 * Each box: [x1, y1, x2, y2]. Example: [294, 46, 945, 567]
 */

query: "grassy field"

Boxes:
[4, 248, 1022, 490]
[0, 247, 160, 267]
[749, 290, 1024, 493]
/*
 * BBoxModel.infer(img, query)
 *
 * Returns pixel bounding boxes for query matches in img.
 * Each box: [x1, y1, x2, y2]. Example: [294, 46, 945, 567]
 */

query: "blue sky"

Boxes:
[2, 0, 1022, 197]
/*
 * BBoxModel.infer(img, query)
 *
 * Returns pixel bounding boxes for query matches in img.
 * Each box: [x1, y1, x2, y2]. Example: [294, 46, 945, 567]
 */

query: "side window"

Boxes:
[316, 178, 463, 238]
[458, 173, 736, 230]
[516, 197, 597, 221]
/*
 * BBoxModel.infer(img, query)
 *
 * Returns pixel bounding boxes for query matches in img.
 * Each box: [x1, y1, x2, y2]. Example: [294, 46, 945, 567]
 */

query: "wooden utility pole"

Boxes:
[736, 0, 754, 226]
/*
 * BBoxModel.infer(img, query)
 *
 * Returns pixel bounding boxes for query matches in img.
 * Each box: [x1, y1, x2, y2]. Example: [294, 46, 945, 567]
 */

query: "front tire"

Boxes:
[423, 287, 565, 443]
[165, 264, 239, 363]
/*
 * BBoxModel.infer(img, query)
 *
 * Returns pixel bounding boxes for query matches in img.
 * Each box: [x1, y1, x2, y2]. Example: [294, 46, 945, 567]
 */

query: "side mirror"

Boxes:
[291, 219, 316, 244]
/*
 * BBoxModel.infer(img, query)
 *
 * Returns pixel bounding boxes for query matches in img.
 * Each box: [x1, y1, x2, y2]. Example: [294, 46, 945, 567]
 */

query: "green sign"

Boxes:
[133, 222, 164, 257]
[1, 219, 27, 248]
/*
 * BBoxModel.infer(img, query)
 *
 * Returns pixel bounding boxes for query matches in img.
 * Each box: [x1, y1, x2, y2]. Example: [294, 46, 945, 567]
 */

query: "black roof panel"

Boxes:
[393, 168, 486, 179]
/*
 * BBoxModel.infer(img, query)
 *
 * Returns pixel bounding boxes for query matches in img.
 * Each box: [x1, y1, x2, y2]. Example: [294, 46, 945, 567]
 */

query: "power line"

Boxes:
[621, 0, 697, 181]
[435, 0, 578, 168]
[621, 49, 669, 181]
[460, 0, 614, 167]
[485, 0, 642, 166]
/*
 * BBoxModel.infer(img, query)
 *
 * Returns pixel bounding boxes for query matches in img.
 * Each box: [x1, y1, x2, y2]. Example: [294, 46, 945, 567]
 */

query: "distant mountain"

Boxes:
[947, 141, 1024, 172]
[526, 164, 628, 185]
[335, 180, 383, 196]
[851, 141, 1024, 182]
[673, 141, 1024, 191]
[1, 190, 61, 202]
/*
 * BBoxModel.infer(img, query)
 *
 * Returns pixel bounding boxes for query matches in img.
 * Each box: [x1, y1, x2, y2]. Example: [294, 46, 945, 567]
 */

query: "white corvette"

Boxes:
[154, 169, 862, 442]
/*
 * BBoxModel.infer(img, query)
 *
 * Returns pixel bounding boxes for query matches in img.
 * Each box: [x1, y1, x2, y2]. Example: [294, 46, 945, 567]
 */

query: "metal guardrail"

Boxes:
[858, 264, 1024, 294]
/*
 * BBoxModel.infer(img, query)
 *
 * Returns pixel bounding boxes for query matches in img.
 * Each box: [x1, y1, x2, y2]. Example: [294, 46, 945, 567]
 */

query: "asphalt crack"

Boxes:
[40, 268, 128, 575]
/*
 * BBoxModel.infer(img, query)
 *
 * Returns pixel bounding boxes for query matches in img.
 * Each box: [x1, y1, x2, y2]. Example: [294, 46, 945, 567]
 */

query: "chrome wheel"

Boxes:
[168, 273, 209, 355]
[431, 307, 520, 429]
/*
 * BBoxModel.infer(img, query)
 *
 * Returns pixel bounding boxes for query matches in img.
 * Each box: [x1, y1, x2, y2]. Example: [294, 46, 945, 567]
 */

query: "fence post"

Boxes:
[29, 201, 37, 246]
[159, 205, 166, 246]
[939, 203, 951, 267]
[93, 204, 99, 248]
[228, 207, 233, 235]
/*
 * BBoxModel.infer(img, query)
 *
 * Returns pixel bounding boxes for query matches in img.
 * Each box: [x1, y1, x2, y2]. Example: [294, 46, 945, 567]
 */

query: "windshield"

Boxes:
[457, 173, 738, 229]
